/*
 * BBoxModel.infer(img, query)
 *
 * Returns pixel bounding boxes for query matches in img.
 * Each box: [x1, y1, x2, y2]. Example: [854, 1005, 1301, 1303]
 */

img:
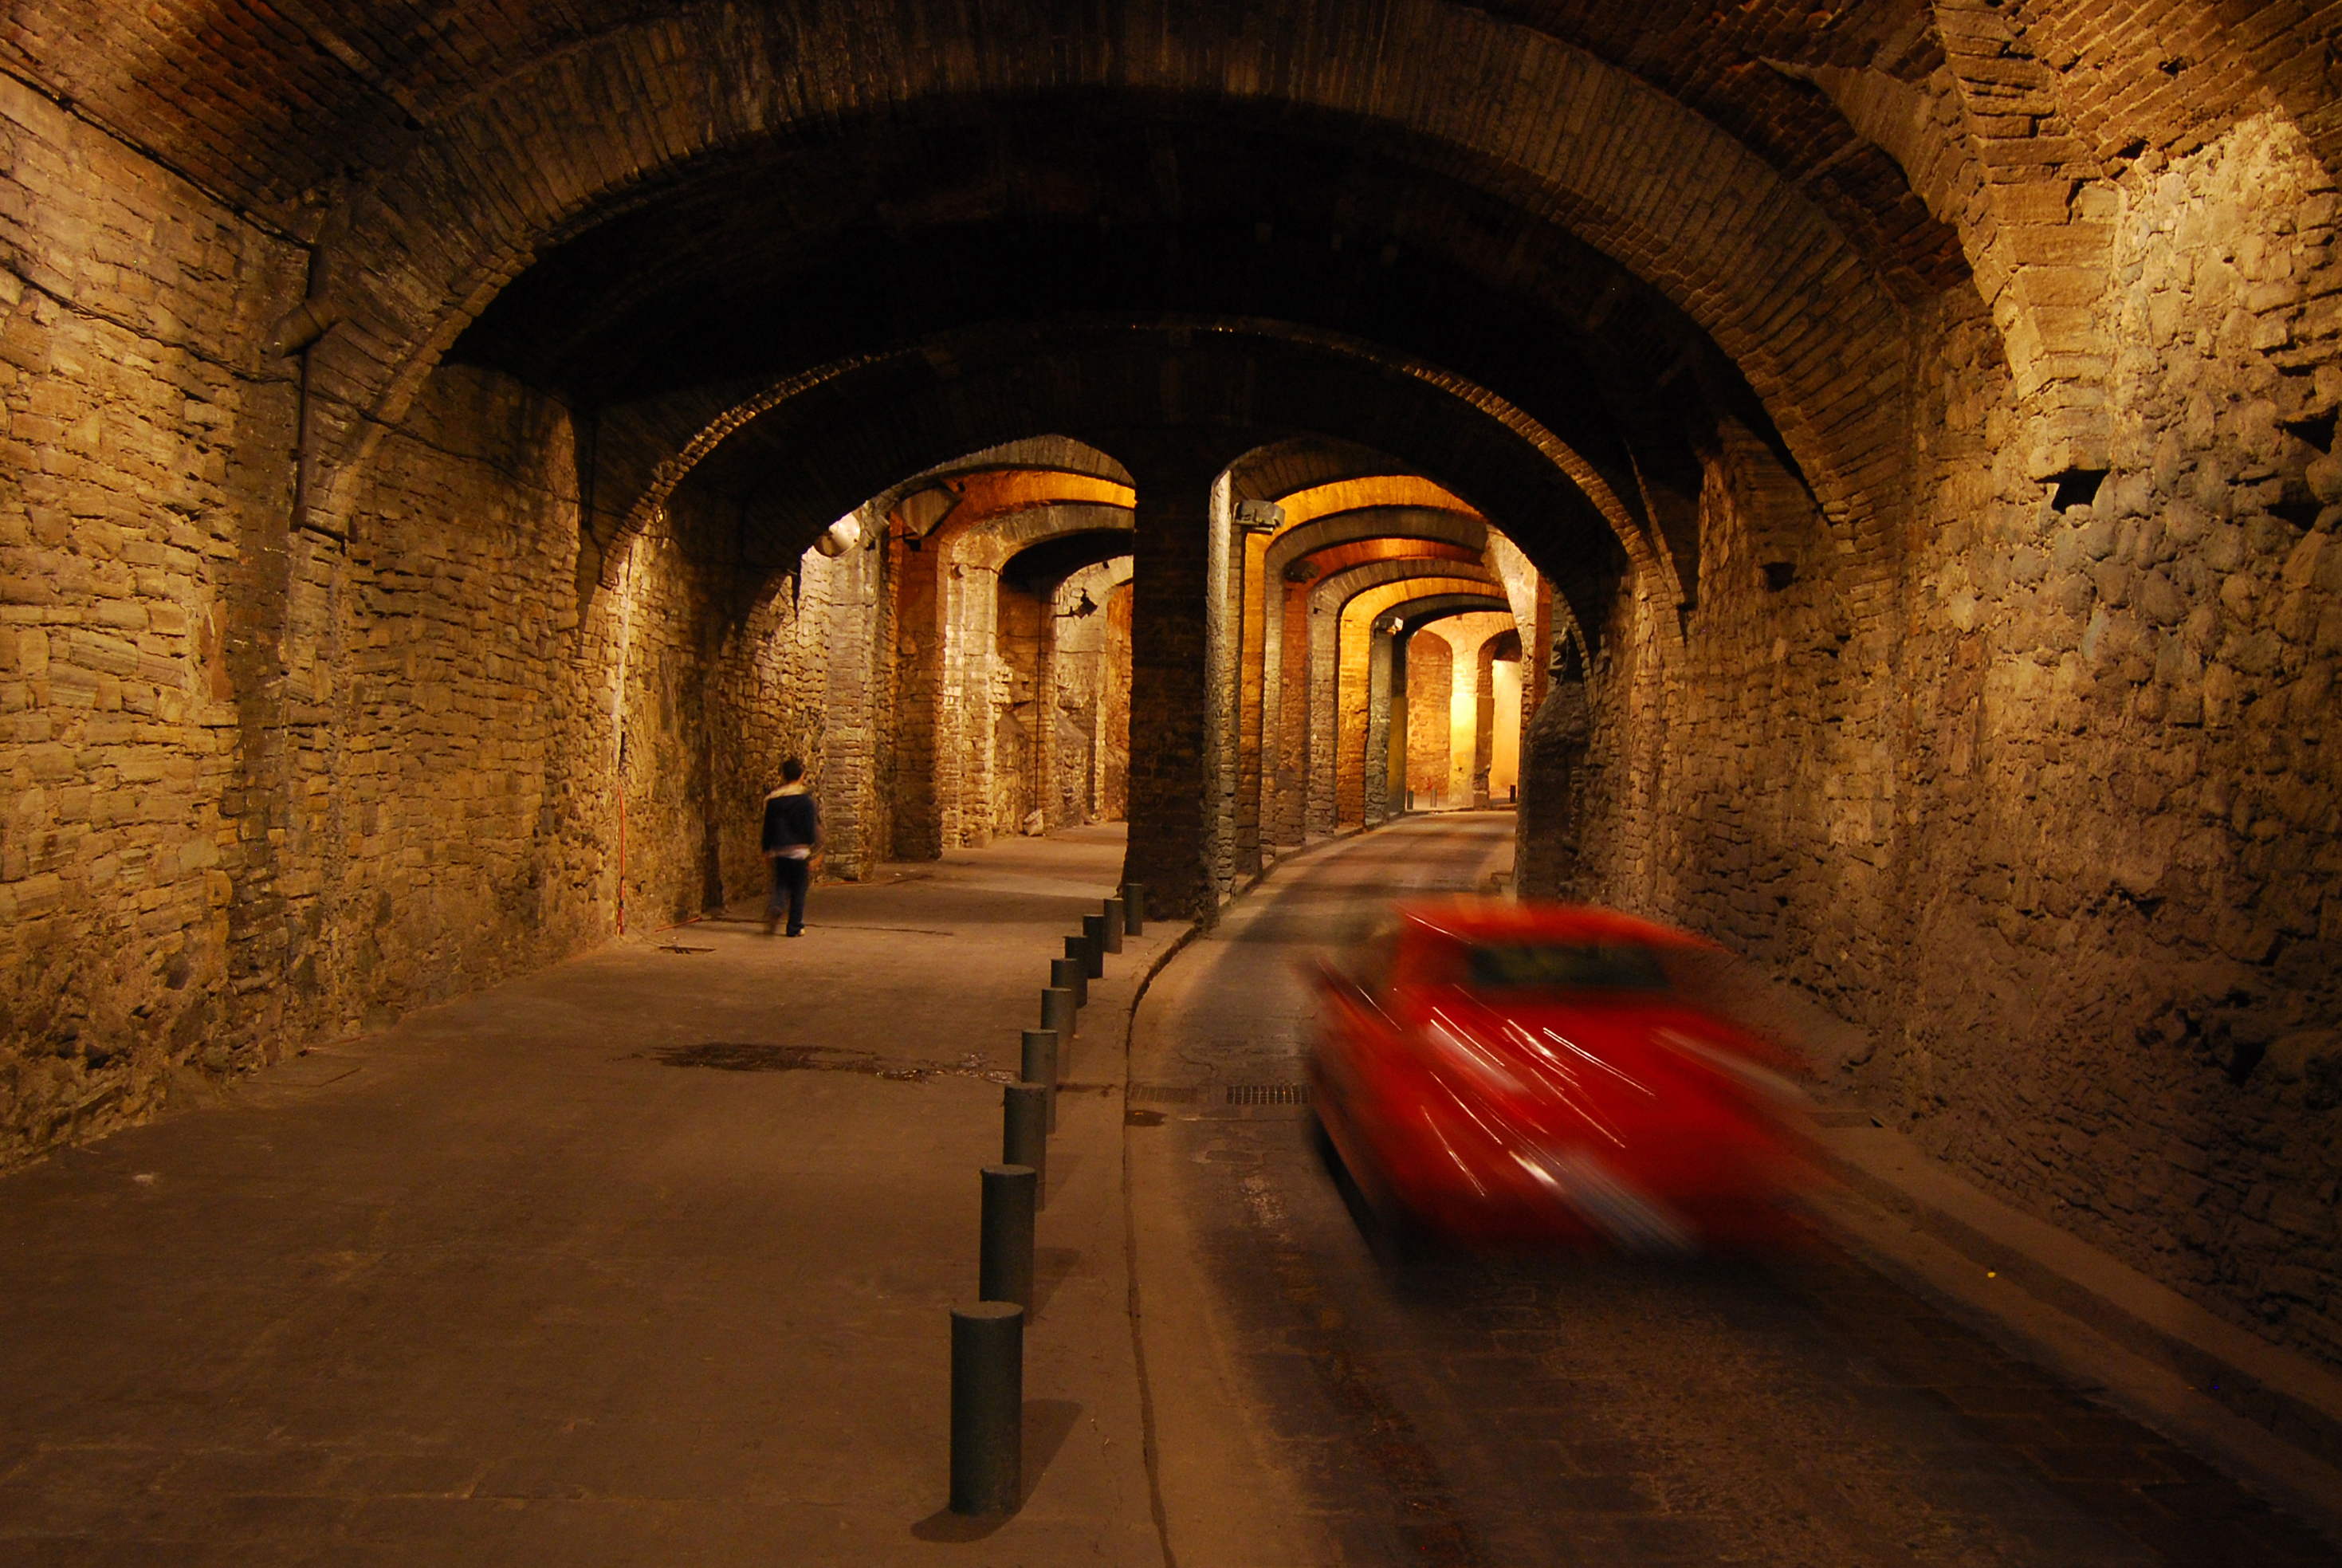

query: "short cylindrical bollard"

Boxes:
[949, 1300, 1024, 1516]
[1022, 1028, 1059, 1133]
[1041, 986, 1075, 1076]
[980, 1162, 1037, 1311]
[1079, 917, 1107, 978]
[1102, 897, 1124, 954]
[1053, 950, 1088, 1008]
[1122, 881, 1147, 936]
[1004, 1083, 1048, 1193]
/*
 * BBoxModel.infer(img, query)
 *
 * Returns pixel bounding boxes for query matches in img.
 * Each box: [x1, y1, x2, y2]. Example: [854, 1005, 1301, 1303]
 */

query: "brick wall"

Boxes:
[325, 366, 611, 1028]
[1527, 111, 2342, 1370]
[0, 70, 302, 1164]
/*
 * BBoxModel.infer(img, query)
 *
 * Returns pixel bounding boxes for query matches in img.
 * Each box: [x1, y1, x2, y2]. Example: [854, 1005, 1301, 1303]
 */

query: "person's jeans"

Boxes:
[768, 855, 810, 934]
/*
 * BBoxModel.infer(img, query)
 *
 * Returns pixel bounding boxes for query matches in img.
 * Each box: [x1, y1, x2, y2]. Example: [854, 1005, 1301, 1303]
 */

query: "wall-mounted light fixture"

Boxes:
[1233, 499, 1285, 535]
[1057, 590, 1099, 619]
[811, 514, 863, 557]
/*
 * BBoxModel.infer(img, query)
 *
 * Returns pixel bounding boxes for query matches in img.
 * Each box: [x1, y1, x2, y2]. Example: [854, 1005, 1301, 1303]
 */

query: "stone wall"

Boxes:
[324, 366, 611, 1028]
[1405, 631, 1452, 803]
[1893, 115, 2342, 1368]
[1534, 112, 2342, 1370]
[0, 72, 301, 1165]
[1098, 580, 1133, 823]
[1050, 561, 1134, 827]
[994, 582, 1044, 836]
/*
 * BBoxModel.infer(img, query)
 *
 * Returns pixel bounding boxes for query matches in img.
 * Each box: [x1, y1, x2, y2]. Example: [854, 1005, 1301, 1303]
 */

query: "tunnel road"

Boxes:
[1126, 814, 2337, 1568]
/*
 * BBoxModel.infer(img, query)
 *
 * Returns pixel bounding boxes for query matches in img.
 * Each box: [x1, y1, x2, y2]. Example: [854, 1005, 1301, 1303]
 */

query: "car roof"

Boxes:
[1390, 898, 1722, 953]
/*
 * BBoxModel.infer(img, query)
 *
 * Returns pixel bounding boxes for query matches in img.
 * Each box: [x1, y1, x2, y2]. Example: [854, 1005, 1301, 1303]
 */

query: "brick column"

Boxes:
[1377, 630, 1406, 823]
[1204, 472, 1243, 902]
[1271, 577, 1313, 845]
[1473, 637, 1498, 810]
[1234, 521, 1272, 874]
[1118, 440, 1239, 921]
[1363, 629, 1392, 826]
[1306, 592, 1341, 837]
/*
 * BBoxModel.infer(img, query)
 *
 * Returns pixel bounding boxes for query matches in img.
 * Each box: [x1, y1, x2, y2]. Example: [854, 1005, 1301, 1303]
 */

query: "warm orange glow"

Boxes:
[1491, 656, 1522, 797]
[1295, 538, 1481, 577]
[1338, 576, 1508, 633]
[935, 468, 1137, 525]
[1270, 476, 1482, 536]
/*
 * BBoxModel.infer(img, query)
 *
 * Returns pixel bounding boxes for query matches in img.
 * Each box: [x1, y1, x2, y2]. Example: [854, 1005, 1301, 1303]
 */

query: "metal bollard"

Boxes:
[1079, 916, 1107, 978]
[1102, 897, 1124, 954]
[1004, 1083, 1048, 1193]
[1122, 881, 1147, 936]
[949, 1300, 1024, 1516]
[1022, 1029, 1059, 1133]
[1041, 986, 1075, 1076]
[980, 1162, 1037, 1311]
[1053, 950, 1088, 1008]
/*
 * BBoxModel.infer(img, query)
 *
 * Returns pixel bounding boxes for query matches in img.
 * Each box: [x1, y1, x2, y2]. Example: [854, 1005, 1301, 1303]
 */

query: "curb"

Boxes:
[1813, 1122, 2342, 1539]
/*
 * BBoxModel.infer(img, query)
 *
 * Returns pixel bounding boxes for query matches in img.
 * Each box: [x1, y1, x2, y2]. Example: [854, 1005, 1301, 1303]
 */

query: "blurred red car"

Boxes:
[1308, 899, 1822, 1254]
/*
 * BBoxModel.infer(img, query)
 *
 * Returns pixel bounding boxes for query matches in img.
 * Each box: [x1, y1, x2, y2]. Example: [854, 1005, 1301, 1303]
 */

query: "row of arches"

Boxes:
[1, 0, 2336, 1373]
[679, 436, 1536, 907]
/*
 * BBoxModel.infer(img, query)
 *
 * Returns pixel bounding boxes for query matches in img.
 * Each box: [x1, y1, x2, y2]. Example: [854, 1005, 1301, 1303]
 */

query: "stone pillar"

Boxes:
[1273, 576, 1313, 844]
[1516, 658, 1590, 899]
[1118, 441, 1238, 921]
[1364, 629, 1393, 826]
[1034, 588, 1062, 828]
[1204, 472, 1243, 901]
[815, 510, 890, 878]
[1473, 636, 1498, 810]
[994, 578, 1043, 836]
[890, 518, 944, 859]
[1306, 594, 1341, 836]
[1257, 572, 1285, 850]
[1335, 607, 1378, 830]
[1234, 516, 1272, 874]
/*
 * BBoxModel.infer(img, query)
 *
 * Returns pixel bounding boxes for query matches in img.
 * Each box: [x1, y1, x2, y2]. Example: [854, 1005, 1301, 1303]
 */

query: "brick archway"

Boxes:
[288, 0, 1909, 567]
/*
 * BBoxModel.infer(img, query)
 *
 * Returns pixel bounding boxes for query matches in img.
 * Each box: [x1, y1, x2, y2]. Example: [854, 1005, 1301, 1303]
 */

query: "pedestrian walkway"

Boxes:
[0, 826, 1169, 1567]
[9, 817, 2339, 1567]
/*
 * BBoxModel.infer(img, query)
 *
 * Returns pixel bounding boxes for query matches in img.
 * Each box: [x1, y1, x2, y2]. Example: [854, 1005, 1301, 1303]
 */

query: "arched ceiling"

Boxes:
[7, 0, 1977, 293]
[1399, 595, 1515, 636]
[445, 96, 1776, 602]
[1268, 509, 1491, 583]
[1001, 529, 1137, 595]
[27, 0, 2329, 572]
[30, 0, 2321, 637]
[651, 320, 1637, 642]
[1227, 439, 1416, 504]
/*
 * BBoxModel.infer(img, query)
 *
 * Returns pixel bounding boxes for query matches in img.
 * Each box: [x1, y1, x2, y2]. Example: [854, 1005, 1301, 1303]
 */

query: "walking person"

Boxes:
[761, 757, 819, 937]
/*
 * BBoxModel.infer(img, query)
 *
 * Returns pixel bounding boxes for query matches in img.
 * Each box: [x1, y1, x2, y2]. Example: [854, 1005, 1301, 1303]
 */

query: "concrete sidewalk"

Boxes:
[0, 826, 1171, 1566]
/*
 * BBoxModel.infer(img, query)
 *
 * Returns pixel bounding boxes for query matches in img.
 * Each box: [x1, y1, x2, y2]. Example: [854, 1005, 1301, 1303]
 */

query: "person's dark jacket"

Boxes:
[761, 783, 819, 855]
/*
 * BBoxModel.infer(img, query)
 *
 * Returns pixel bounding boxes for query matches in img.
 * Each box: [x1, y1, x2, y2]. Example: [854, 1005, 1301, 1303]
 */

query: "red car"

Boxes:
[1308, 899, 1823, 1254]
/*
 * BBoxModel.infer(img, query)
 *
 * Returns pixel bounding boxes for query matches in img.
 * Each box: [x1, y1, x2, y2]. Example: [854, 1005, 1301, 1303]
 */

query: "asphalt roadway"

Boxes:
[1127, 812, 2339, 1567]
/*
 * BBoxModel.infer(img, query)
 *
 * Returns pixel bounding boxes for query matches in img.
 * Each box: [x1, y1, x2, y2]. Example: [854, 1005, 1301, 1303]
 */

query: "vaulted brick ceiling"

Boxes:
[19, 0, 2312, 616]
[2, 0, 1966, 288]
[446, 104, 1776, 519]
[12, 0, 2305, 272]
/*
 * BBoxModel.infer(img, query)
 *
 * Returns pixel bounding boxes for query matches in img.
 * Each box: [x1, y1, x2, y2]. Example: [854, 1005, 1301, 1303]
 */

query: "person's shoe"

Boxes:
[764, 917, 779, 936]
[785, 927, 804, 938]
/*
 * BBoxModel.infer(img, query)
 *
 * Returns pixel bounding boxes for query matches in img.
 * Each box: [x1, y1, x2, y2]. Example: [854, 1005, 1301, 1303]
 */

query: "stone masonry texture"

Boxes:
[0, 1, 2339, 1383]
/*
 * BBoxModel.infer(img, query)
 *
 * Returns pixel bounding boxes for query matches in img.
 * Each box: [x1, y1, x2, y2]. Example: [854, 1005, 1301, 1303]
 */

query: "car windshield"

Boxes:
[1464, 941, 1672, 992]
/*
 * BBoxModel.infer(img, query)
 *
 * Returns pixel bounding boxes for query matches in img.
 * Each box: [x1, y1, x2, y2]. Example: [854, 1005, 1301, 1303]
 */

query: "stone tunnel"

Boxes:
[2, 0, 2342, 1544]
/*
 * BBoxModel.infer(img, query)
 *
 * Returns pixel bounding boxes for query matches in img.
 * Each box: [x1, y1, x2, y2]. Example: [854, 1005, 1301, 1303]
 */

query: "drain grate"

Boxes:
[1129, 1083, 1201, 1104]
[1225, 1083, 1310, 1106]
[641, 1043, 1003, 1083]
